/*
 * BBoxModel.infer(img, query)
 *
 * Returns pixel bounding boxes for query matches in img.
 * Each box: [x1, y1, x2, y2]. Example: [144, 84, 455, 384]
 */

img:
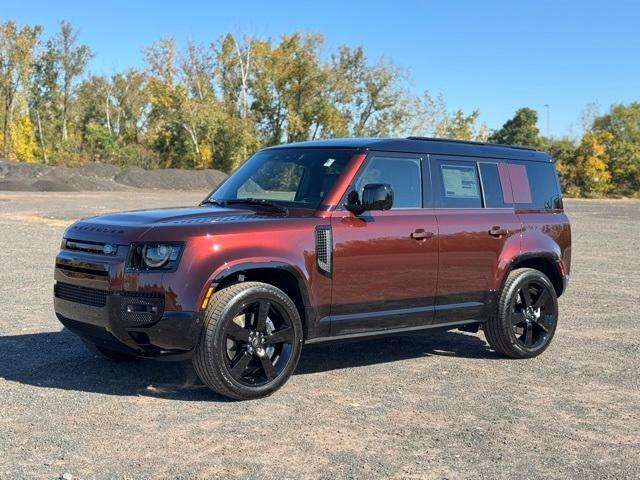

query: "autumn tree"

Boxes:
[592, 103, 640, 195]
[0, 21, 40, 159]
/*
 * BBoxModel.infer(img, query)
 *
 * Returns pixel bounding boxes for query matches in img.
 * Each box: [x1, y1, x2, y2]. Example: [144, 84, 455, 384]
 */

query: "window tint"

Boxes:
[356, 156, 422, 208]
[479, 163, 513, 208]
[433, 160, 482, 208]
[510, 162, 563, 210]
[238, 161, 305, 201]
[212, 148, 353, 208]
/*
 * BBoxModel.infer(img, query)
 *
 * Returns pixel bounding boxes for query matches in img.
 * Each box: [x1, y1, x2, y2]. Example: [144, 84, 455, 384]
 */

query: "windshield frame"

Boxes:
[203, 147, 359, 210]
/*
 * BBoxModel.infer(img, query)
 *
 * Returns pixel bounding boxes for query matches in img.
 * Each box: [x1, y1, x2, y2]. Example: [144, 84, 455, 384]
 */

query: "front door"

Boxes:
[329, 153, 438, 336]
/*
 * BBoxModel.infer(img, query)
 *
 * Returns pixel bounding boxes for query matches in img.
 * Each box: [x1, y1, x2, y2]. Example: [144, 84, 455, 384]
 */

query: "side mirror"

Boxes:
[345, 183, 394, 214]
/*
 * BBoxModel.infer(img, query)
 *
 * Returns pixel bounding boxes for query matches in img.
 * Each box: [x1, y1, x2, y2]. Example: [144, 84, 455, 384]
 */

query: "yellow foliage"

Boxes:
[575, 131, 612, 195]
[10, 114, 38, 162]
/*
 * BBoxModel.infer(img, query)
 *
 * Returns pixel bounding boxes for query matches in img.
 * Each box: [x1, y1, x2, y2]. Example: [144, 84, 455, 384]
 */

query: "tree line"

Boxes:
[0, 20, 638, 196]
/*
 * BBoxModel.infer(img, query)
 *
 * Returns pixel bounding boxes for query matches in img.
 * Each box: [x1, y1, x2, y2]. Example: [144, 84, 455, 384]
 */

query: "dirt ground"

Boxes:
[0, 191, 638, 480]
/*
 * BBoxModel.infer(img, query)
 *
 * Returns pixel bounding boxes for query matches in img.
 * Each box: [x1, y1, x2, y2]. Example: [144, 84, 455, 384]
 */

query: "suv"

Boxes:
[54, 137, 571, 400]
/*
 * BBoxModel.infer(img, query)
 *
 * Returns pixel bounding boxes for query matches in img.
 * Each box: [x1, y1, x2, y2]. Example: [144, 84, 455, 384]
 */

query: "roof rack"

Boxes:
[406, 136, 537, 152]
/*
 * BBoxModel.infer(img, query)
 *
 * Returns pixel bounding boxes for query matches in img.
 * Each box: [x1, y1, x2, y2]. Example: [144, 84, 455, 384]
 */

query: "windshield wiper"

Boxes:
[200, 198, 226, 207]
[223, 198, 289, 216]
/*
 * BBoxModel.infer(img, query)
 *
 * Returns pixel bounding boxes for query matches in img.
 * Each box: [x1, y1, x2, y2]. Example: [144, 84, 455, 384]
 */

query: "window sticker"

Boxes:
[323, 158, 336, 167]
[508, 164, 532, 204]
[441, 164, 480, 198]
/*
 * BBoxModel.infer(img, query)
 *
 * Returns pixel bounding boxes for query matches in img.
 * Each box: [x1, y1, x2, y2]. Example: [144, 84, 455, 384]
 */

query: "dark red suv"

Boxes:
[54, 137, 571, 400]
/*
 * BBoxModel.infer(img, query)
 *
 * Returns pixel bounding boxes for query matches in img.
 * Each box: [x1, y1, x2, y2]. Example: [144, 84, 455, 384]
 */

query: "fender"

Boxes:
[497, 251, 565, 298]
[196, 257, 310, 302]
[196, 258, 322, 339]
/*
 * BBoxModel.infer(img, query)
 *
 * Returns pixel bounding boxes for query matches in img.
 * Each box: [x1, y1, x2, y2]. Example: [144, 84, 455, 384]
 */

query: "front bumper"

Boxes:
[54, 282, 205, 358]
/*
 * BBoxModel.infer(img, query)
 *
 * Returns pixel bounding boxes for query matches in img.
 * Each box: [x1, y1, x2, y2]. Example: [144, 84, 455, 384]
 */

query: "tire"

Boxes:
[82, 340, 140, 362]
[193, 282, 304, 400]
[484, 268, 559, 359]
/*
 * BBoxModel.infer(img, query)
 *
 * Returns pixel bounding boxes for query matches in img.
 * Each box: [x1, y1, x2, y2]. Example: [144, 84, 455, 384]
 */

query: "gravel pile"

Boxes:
[0, 159, 227, 191]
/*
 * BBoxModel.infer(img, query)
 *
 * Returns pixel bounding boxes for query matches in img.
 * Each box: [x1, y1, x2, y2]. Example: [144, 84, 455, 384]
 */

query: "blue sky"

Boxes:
[3, 0, 639, 137]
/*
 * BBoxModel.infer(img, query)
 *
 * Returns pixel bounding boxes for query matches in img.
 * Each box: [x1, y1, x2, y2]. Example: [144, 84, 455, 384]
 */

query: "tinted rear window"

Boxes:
[479, 163, 513, 208]
[509, 162, 563, 210]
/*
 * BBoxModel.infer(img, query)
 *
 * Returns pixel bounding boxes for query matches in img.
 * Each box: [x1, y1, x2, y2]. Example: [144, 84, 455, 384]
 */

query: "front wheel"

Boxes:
[192, 282, 303, 400]
[484, 268, 559, 358]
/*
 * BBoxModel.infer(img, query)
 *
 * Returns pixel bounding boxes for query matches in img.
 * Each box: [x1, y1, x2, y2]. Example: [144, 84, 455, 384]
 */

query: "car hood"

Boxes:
[64, 206, 273, 244]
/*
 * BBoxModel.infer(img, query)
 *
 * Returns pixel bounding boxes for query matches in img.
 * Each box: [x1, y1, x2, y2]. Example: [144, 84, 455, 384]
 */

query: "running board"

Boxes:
[305, 319, 481, 344]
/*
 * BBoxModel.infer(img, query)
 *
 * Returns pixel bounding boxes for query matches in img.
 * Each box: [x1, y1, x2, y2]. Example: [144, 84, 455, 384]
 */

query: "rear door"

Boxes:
[430, 156, 522, 324]
[329, 152, 438, 336]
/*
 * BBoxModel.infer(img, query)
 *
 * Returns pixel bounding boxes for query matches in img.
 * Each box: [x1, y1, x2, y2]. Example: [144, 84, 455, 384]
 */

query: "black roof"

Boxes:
[265, 137, 552, 162]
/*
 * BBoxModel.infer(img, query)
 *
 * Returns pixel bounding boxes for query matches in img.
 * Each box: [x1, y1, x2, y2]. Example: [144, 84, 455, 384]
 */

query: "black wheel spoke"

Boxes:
[256, 300, 270, 331]
[226, 322, 250, 342]
[230, 351, 253, 377]
[532, 289, 550, 309]
[533, 318, 549, 333]
[510, 312, 526, 326]
[535, 314, 554, 333]
[265, 326, 293, 345]
[521, 285, 533, 307]
[258, 354, 277, 380]
[523, 322, 533, 346]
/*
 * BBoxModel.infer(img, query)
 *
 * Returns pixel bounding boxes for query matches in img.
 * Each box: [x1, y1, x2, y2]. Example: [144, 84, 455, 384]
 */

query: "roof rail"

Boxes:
[406, 136, 537, 152]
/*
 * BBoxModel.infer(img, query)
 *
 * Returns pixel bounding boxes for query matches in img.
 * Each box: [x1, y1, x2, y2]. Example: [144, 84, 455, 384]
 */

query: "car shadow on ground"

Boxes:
[0, 327, 499, 401]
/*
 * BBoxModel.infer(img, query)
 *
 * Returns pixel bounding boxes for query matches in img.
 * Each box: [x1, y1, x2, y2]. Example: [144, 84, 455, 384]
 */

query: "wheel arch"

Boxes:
[501, 252, 565, 297]
[204, 260, 314, 339]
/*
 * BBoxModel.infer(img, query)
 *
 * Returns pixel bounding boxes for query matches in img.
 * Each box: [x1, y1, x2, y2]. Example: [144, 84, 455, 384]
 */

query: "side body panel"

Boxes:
[434, 208, 522, 323]
[329, 209, 439, 335]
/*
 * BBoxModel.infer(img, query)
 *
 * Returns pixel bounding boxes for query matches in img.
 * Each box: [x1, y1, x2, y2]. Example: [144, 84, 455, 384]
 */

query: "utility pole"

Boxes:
[543, 104, 551, 138]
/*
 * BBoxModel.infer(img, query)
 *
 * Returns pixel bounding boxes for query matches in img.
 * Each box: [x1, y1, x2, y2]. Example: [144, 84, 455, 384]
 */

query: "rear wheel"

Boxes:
[484, 268, 559, 358]
[193, 282, 303, 400]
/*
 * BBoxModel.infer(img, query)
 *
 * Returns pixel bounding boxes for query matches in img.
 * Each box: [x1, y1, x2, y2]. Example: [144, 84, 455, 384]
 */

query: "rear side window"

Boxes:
[356, 156, 422, 208]
[509, 162, 563, 210]
[432, 160, 482, 208]
[479, 163, 513, 208]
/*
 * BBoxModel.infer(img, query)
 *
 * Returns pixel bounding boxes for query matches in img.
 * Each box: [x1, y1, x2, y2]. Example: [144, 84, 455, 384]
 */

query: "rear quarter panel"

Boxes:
[518, 210, 572, 273]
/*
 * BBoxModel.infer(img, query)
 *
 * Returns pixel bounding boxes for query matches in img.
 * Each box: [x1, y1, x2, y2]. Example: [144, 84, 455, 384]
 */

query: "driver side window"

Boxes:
[355, 156, 422, 209]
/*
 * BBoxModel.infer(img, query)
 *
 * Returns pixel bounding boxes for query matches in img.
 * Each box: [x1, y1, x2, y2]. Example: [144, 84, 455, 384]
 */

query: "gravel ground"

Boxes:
[0, 160, 227, 191]
[0, 192, 638, 480]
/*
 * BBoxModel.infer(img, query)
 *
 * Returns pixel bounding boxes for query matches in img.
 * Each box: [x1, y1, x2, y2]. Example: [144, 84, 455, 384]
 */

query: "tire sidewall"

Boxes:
[500, 270, 559, 358]
[202, 284, 303, 398]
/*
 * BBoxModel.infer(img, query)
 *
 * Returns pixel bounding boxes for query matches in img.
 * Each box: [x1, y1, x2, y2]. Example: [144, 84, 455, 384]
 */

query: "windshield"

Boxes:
[207, 148, 356, 209]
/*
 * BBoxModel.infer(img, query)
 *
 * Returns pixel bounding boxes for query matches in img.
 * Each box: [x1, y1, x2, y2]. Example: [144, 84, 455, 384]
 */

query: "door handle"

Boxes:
[488, 226, 509, 237]
[411, 229, 434, 240]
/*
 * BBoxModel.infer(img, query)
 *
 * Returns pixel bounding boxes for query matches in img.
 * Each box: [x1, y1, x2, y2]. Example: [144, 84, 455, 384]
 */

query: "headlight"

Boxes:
[127, 243, 183, 271]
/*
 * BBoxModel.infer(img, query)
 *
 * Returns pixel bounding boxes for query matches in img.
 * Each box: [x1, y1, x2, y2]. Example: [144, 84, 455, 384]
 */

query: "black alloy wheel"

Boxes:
[509, 278, 557, 350]
[222, 298, 295, 386]
[193, 281, 303, 400]
[484, 268, 559, 358]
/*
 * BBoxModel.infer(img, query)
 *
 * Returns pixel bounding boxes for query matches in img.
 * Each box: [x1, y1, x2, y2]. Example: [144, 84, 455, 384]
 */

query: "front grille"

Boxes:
[63, 238, 117, 256]
[54, 283, 165, 327]
[54, 282, 108, 307]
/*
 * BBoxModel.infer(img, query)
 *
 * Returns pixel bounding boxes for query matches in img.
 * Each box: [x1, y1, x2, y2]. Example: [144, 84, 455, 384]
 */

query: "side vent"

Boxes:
[315, 225, 333, 277]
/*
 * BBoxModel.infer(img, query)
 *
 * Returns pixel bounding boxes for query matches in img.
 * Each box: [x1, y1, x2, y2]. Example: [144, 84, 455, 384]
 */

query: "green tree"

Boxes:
[52, 21, 92, 142]
[489, 107, 541, 147]
[334, 46, 410, 137]
[29, 40, 60, 163]
[541, 137, 579, 194]
[592, 102, 640, 195]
